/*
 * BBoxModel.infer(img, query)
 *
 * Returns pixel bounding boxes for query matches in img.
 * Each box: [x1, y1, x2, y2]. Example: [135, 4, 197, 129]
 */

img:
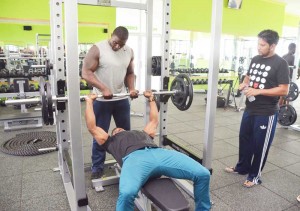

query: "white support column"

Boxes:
[202, 0, 223, 169]
[144, 0, 153, 125]
[159, 0, 171, 146]
[64, 0, 89, 210]
[50, 0, 70, 185]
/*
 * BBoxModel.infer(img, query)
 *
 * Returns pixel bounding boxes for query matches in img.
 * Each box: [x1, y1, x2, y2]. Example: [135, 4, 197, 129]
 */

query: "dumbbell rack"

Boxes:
[0, 79, 42, 131]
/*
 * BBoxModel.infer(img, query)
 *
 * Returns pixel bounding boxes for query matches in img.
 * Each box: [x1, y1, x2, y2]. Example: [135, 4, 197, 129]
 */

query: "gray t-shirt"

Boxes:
[245, 54, 290, 115]
[93, 40, 133, 101]
[102, 130, 158, 166]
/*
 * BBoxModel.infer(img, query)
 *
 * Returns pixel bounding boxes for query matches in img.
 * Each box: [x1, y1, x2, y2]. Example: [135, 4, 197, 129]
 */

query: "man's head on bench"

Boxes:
[111, 127, 125, 136]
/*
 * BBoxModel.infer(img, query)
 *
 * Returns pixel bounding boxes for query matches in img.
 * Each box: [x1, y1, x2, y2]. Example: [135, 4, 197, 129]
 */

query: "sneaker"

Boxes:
[91, 171, 103, 180]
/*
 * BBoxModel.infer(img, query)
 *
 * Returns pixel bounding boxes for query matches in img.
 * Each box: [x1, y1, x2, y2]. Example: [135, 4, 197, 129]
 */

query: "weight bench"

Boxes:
[135, 177, 190, 211]
[91, 161, 190, 211]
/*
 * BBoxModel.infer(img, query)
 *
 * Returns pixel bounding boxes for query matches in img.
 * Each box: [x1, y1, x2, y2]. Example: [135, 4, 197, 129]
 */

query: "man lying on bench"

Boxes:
[85, 91, 211, 211]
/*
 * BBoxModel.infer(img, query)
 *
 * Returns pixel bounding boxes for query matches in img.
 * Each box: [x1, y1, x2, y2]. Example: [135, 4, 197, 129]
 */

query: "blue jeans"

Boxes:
[235, 111, 277, 183]
[92, 99, 130, 173]
[117, 148, 211, 211]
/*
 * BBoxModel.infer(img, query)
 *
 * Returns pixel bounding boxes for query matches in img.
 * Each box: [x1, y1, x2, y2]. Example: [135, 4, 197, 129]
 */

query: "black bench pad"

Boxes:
[141, 178, 190, 211]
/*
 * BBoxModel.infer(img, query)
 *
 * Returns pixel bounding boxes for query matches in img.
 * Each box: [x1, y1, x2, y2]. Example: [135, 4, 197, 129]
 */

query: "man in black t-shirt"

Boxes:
[85, 91, 211, 211]
[282, 42, 296, 79]
[225, 30, 290, 188]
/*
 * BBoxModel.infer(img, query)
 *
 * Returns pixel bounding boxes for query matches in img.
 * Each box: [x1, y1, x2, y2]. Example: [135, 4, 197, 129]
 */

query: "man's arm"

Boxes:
[85, 94, 109, 145]
[125, 49, 138, 98]
[143, 91, 159, 138]
[81, 45, 112, 98]
[240, 75, 289, 97]
[239, 75, 250, 90]
[245, 84, 289, 97]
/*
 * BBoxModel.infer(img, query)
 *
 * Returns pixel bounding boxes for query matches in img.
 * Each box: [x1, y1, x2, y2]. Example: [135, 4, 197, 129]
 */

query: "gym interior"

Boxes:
[1, 0, 300, 210]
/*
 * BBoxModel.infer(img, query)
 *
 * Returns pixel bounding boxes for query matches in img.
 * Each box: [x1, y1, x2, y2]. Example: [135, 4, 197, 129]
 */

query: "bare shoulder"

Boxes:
[85, 45, 100, 61]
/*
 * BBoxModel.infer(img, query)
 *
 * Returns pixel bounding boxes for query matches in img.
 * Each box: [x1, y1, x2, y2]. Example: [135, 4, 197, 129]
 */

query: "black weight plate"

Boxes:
[284, 82, 299, 102]
[46, 82, 54, 125]
[278, 104, 297, 126]
[170, 73, 193, 111]
[39, 77, 49, 125]
[170, 77, 187, 109]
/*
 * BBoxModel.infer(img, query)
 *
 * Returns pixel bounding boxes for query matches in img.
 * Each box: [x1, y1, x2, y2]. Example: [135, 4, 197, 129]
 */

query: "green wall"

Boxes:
[171, 0, 294, 36]
[1, 0, 300, 46]
[284, 14, 300, 27]
[0, 0, 116, 46]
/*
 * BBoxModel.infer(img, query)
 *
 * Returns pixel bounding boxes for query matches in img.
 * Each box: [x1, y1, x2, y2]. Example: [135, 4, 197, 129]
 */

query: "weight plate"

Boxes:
[170, 73, 193, 111]
[46, 82, 54, 125]
[284, 82, 299, 102]
[39, 77, 49, 125]
[278, 104, 297, 126]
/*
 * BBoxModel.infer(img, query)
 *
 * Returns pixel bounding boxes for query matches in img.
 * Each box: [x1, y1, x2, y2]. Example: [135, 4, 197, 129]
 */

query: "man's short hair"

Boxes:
[112, 26, 129, 41]
[288, 43, 296, 51]
[258, 29, 279, 45]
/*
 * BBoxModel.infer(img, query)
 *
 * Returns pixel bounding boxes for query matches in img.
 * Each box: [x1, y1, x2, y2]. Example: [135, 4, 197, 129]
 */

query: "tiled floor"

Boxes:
[0, 88, 300, 211]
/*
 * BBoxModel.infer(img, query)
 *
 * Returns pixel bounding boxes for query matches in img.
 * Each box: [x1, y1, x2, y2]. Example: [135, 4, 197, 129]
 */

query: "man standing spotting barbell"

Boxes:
[225, 29, 290, 188]
[82, 26, 139, 180]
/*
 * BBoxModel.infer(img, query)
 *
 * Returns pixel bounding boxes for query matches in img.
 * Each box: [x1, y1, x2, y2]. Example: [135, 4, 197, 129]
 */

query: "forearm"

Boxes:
[242, 75, 250, 84]
[257, 86, 289, 97]
[149, 98, 158, 124]
[85, 101, 97, 132]
[125, 72, 135, 91]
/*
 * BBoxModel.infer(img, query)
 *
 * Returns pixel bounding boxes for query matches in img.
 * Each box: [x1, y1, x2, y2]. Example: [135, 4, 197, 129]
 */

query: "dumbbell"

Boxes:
[29, 84, 36, 92]
[0, 85, 8, 93]
[80, 81, 86, 90]
[9, 84, 14, 93]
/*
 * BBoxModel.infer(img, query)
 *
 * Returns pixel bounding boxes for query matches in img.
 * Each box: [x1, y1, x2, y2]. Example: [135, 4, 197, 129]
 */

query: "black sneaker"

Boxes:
[91, 171, 103, 180]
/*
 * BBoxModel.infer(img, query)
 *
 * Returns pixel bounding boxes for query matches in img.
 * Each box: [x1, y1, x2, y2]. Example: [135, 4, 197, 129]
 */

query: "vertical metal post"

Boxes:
[64, 0, 89, 210]
[144, 0, 153, 125]
[202, 0, 223, 168]
[50, 0, 70, 185]
[159, 0, 171, 146]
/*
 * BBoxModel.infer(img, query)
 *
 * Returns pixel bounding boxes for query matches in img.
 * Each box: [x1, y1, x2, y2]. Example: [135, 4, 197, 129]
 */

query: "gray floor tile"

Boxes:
[212, 183, 293, 211]
[283, 162, 300, 177]
[22, 170, 66, 200]
[0, 175, 22, 201]
[268, 146, 300, 167]
[263, 169, 300, 203]
[0, 156, 23, 177]
[275, 140, 300, 156]
[0, 200, 21, 211]
[21, 194, 70, 211]
[22, 152, 57, 173]
[214, 126, 239, 139]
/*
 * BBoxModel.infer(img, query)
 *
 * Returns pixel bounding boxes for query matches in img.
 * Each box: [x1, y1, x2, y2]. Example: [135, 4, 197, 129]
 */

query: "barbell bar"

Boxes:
[5, 90, 178, 106]
[5, 73, 194, 125]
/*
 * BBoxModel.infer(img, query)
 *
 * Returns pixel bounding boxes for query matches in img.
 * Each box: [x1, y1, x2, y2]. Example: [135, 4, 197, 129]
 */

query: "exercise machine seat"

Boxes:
[141, 177, 190, 211]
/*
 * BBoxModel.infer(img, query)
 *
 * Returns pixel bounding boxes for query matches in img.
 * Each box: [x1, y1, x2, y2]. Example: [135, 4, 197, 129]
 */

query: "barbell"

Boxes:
[5, 73, 193, 125]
